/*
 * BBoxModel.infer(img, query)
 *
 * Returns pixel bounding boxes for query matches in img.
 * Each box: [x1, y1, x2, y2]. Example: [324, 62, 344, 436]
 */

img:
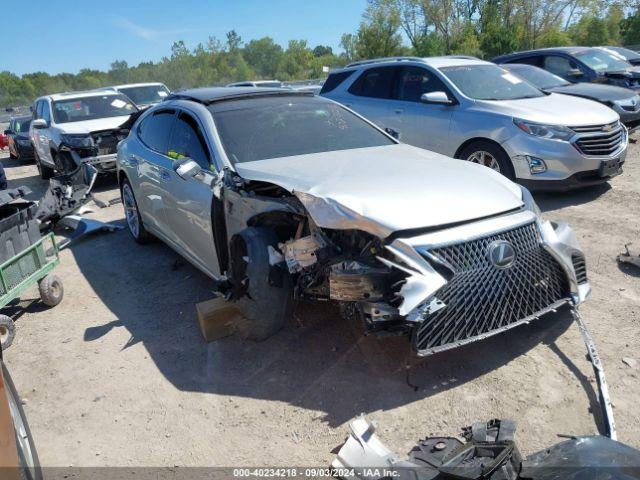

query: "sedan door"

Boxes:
[133, 108, 177, 235]
[162, 110, 220, 278]
[388, 65, 454, 153]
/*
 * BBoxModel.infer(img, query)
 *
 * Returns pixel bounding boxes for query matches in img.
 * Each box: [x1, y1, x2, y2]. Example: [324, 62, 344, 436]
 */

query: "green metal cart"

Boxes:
[0, 233, 64, 349]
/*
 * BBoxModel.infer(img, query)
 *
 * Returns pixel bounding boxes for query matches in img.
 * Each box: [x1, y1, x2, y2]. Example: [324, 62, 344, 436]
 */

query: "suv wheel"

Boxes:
[457, 141, 515, 180]
[34, 151, 54, 180]
[121, 179, 153, 244]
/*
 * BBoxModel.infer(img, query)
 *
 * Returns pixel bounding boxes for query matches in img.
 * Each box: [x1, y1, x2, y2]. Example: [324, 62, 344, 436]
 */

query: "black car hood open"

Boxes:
[546, 82, 636, 103]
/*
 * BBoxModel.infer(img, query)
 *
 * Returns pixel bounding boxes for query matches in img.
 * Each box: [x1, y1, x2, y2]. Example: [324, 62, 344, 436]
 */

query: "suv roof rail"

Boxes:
[345, 56, 424, 68]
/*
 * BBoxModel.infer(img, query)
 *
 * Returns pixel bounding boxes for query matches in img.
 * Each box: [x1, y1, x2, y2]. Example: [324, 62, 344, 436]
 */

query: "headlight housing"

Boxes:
[60, 134, 94, 149]
[520, 185, 542, 218]
[513, 118, 574, 141]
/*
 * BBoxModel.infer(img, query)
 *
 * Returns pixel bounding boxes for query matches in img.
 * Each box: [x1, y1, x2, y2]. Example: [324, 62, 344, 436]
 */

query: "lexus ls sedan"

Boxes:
[117, 88, 590, 356]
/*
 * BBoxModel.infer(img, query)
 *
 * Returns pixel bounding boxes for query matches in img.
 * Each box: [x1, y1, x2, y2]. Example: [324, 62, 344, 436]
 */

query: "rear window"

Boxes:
[209, 96, 394, 164]
[119, 85, 170, 106]
[320, 71, 355, 94]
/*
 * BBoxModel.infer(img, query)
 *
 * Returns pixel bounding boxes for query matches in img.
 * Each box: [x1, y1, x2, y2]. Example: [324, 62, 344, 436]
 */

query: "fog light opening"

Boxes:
[528, 156, 547, 174]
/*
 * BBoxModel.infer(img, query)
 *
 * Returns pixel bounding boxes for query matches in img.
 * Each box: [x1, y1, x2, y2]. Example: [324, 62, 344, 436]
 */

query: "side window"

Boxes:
[511, 56, 542, 67]
[395, 66, 450, 103]
[167, 112, 211, 169]
[320, 71, 355, 94]
[138, 109, 176, 153]
[348, 67, 397, 99]
[543, 56, 577, 77]
[8, 119, 14, 131]
[41, 102, 51, 125]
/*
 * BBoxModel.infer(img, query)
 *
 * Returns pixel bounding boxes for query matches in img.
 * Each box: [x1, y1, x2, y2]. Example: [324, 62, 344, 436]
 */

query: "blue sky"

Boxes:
[2, 0, 368, 76]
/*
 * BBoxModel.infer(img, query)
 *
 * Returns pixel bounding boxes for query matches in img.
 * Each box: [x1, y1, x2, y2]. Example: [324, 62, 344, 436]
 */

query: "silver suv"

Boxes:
[321, 56, 628, 191]
[117, 87, 589, 356]
[29, 91, 137, 179]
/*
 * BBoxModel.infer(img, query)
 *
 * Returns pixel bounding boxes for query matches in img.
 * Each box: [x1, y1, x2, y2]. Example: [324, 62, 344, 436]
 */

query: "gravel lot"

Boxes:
[1, 137, 639, 468]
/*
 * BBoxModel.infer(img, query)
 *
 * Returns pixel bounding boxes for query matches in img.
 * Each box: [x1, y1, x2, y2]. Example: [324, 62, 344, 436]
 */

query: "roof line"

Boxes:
[166, 90, 314, 105]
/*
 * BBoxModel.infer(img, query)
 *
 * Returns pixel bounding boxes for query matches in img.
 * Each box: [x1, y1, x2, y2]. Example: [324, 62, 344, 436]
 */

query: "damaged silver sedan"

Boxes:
[116, 88, 590, 355]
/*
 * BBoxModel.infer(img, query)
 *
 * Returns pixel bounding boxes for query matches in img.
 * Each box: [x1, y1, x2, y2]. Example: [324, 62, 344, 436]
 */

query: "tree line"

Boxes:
[1, 0, 638, 109]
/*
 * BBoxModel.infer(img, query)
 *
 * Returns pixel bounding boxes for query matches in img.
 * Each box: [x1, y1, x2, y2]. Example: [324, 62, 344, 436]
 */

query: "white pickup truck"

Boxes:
[29, 91, 138, 179]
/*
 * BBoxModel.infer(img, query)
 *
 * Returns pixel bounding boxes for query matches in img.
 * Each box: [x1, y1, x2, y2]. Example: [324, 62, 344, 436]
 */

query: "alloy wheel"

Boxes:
[122, 184, 140, 238]
[467, 150, 501, 172]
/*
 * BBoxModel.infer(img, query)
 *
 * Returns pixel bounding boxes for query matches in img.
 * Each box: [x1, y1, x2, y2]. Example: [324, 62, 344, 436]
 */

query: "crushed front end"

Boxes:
[277, 202, 589, 356]
[59, 129, 127, 174]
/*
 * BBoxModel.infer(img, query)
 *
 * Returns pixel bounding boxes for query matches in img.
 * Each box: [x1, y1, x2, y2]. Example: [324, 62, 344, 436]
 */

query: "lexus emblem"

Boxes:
[488, 240, 516, 269]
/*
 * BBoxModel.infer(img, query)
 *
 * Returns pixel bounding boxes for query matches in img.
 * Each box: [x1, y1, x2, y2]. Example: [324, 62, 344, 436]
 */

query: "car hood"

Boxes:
[477, 93, 619, 126]
[604, 66, 640, 79]
[53, 115, 133, 134]
[546, 83, 636, 102]
[234, 144, 524, 237]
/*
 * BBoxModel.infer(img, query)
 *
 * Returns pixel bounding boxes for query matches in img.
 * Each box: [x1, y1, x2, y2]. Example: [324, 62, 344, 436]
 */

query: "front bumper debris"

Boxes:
[332, 312, 622, 479]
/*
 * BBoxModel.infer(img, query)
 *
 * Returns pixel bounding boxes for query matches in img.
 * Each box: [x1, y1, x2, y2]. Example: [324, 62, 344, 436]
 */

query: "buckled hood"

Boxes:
[234, 144, 523, 237]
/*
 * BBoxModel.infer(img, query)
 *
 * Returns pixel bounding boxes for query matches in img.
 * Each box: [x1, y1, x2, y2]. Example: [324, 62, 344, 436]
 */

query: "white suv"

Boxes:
[29, 91, 137, 179]
[321, 56, 628, 191]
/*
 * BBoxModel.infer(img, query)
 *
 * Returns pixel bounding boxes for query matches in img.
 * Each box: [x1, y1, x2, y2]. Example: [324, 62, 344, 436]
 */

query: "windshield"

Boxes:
[118, 85, 170, 105]
[440, 65, 544, 100]
[209, 96, 395, 164]
[52, 95, 137, 124]
[504, 65, 569, 89]
[603, 46, 640, 62]
[575, 49, 631, 72]
[15, 118, 31, 133]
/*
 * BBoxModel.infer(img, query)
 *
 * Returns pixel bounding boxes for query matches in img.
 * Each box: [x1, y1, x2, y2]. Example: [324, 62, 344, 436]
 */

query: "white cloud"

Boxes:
[112, 16, 195, 41]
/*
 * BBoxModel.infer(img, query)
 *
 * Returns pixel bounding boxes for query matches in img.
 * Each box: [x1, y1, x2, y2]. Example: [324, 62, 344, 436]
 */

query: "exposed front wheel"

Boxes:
[121, 179, 153, 244]
[457, 141, 515, 180]
[231, 227, 294, 341]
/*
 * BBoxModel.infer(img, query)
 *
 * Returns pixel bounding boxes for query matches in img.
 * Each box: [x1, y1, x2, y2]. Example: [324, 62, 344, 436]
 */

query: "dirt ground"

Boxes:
[1, 137, 639, 468]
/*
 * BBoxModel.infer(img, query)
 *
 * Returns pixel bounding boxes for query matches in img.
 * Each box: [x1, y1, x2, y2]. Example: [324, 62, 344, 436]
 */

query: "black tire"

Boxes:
[231, 227, 294, 341]
[0, 314, 15, 349]
[457, 140, 515, 181]
[34, 150, 54, 180]
[9, 149, 17, 159]
[121, 178, 154, 244]
[53, 151, 76, 174]
[3, 362, 43, 480]
[38, 274, 64, 307]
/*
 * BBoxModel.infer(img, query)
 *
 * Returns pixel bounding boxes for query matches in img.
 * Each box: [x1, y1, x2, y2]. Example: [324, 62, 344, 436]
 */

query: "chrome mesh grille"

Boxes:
[414, 223, 570, 353]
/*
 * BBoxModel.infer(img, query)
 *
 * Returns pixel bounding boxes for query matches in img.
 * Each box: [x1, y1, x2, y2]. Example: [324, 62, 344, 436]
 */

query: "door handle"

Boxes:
[394, 109, 403, 114]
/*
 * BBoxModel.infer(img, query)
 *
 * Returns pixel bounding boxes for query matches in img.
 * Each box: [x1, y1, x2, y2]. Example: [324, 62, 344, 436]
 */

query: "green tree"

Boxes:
[355, 3, 403, 58]
[621, 8, 640, 44]
[243, 37, 284, 78]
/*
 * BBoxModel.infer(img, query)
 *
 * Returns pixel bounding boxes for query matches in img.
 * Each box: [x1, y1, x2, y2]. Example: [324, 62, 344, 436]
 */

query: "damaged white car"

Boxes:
[116, 88, 590, 355]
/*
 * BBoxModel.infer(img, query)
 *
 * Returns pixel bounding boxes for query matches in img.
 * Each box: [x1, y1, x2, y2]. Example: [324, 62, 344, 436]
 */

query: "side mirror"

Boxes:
[31, 118, 48, 129]
[174, 158, 201, 180]
[384, 127, 401, 140]
[567, 68, 584, 78]
[421, 91, 452, 105]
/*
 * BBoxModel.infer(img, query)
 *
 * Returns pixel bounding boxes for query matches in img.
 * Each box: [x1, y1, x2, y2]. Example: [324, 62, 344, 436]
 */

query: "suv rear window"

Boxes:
[319, 71, 355, 94]
[348, 67, 397, 99]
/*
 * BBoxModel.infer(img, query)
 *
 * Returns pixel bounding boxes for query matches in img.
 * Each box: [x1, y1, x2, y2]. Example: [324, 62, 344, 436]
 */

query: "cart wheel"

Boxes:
[0, 315, 16, 349]
[38, 274, 64, 307]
